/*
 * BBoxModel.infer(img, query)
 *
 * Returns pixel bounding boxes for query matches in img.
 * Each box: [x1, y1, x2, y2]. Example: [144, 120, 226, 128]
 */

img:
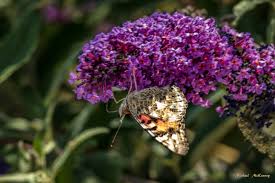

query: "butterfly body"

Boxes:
[119, 86, 189, 155]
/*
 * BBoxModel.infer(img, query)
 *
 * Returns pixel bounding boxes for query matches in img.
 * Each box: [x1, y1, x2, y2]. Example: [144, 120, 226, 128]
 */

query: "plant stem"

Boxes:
[0, 173, 33, 182]
[51, 127, 109, 179]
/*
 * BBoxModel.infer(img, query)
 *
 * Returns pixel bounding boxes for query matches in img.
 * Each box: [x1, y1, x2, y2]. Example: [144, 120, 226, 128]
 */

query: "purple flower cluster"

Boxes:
[216, 36, 274, 127]
[217, 26, 274, 101]
[69, 12, 274, 114]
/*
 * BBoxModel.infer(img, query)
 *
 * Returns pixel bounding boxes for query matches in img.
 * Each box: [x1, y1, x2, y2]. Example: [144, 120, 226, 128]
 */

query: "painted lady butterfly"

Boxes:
[119, 86, 189, 155]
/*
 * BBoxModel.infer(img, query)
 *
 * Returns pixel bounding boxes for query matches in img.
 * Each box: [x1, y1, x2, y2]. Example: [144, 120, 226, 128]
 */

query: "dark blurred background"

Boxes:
[0, 0, 274, 183]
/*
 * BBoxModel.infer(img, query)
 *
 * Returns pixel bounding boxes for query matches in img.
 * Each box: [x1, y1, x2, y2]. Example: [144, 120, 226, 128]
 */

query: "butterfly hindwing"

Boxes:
[123, 86, 189, 155]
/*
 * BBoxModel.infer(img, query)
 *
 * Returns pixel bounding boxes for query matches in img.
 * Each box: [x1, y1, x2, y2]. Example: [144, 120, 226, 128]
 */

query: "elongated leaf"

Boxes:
[0, 172, 34, 182]
[266, 2, 275, 43]
[233, 0, 271, 25]
[188, 118, 237, 167]
[70, 104, 96, 137]
[180, 112, 237, 173]
[51, 128, 109, 179]
[0, 11, 40, 84]
[32, 102, 56, 163]
[43, 43, 83, 106]
[0, 171, 52, 183]
[0, 0, 11, 9]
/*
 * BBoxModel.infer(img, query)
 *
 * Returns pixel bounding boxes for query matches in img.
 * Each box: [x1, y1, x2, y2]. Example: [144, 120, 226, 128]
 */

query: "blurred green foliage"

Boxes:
[0, 0, 274, 183]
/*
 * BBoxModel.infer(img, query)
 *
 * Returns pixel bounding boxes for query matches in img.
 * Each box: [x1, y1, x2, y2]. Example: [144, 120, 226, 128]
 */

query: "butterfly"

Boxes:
[118, 86, 189, 155]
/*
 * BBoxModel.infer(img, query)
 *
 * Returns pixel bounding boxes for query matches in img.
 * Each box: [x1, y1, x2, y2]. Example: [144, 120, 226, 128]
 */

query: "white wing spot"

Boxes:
[168, 114, 178, 122]
[149, 111, 159, 118]
[156, 101, 167, 110]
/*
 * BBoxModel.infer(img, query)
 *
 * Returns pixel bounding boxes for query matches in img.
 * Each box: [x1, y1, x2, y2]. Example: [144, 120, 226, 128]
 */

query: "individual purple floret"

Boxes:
[69, 12, 274, 127]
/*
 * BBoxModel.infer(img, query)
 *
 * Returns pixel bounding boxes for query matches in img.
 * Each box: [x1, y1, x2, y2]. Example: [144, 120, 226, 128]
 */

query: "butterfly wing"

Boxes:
[126, 86, 189, 155]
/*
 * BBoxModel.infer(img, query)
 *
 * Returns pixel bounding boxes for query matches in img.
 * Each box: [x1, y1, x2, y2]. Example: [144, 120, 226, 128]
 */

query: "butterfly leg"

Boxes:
[105, 94, 125, 113]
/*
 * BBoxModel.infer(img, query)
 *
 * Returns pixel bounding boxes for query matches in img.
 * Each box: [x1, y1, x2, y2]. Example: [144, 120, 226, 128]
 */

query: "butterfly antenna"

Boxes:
[110, 115, 125, 147]
[132, 68, 138, 91]
[126, 68, 137, 95]
[128, 73, 133, 95]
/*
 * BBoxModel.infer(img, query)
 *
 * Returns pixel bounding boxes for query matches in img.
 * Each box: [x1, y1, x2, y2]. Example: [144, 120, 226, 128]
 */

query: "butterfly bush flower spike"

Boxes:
[69, 12, 274, 128]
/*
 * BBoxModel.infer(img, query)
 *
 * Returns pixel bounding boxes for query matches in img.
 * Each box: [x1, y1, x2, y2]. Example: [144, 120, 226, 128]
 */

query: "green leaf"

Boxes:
[0, 10, 40, 84]
[0, 112, 42, 140]
[0, 172, 34, 182]
[266, 2, 275, 43]
[86, 2, 111, 25]
[33, 133, 44, 158]
[43, 43, 83, 106]
[88, 151, 124, 183]
[0, 112, 30, 131]
[0, 171, 52, 183]
[233, 0, 271, 26]
[44, 102, 56, 142]
[0, 0, 11, 9]
[188, 117, 237, 167]
[51, 127, 109, 179]
[70, 104, 96, 137]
